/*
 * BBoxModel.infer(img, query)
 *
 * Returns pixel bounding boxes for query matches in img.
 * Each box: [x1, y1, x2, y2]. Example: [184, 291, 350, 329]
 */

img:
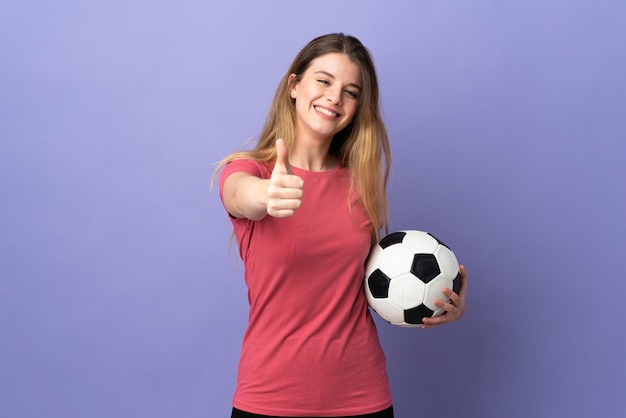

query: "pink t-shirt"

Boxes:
[219, 159, 392, 417]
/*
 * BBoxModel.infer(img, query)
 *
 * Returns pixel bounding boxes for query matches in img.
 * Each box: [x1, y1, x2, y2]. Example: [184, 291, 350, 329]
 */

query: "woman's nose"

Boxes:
[326, 90, 341, 105]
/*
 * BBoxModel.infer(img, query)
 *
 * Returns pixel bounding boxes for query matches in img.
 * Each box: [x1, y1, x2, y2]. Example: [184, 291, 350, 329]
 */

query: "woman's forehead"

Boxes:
[305, 53, 362, 83]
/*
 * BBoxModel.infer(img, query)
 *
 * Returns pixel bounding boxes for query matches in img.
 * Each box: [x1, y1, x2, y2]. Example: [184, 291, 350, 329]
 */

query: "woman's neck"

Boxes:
[290, 140, 336, 172]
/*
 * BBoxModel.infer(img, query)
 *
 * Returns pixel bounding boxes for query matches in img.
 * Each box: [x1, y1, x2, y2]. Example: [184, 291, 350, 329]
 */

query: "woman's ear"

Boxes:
[288, 73, 298, 99]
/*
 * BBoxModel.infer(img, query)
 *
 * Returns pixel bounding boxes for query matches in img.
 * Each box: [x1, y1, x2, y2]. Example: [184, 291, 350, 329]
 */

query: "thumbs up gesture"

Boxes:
[266, 138, 304, 218]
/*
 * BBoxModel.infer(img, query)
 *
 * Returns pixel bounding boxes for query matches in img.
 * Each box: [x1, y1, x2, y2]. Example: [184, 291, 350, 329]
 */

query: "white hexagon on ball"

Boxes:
[434, 245, 459, 278]
[377, 244, 414, 279]
[401, 230, 439, 255]
[423, 274, 451, 314]
[388, 273, 426, 310]
[368, 296, 405, 324]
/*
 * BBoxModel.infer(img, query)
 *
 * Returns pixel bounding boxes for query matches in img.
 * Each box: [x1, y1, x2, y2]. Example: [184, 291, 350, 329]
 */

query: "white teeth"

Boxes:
[315, 106, 337, 117]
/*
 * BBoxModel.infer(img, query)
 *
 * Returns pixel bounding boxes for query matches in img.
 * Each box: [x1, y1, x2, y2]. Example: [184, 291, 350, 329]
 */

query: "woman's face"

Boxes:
[289, 53, 362, 143]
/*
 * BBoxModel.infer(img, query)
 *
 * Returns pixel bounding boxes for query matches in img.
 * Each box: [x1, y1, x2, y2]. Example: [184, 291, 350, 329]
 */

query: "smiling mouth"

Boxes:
[315, 106, 338, 118]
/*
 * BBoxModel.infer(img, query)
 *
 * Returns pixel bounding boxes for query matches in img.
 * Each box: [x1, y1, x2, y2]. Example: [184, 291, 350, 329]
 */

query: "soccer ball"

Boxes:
[364, 230, 461, 328]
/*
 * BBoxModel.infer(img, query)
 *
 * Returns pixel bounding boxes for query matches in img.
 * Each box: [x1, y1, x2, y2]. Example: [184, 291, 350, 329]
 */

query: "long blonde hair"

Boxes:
[214, 33, 391, 243]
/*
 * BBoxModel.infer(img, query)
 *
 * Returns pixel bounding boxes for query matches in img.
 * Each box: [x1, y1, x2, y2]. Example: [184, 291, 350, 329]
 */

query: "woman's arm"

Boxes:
[222, 139, 304, 220]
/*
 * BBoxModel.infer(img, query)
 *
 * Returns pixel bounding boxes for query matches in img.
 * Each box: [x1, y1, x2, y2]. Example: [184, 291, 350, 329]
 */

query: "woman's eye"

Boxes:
[317, 79, 330, 85]
[345, 89, 358, 99]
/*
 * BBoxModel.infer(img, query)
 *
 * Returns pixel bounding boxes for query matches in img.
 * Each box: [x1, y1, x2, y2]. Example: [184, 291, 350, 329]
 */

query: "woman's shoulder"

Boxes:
[221, 157, 273, 180]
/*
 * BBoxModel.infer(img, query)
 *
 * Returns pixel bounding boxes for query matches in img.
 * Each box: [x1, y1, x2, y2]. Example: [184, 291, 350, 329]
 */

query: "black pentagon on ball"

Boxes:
[368, 269, 391, 298]
[404, 304, 435, 324]
[453, 271, 461, 294]
[411, 253, 440, 283]
[379, 231, 406, 249]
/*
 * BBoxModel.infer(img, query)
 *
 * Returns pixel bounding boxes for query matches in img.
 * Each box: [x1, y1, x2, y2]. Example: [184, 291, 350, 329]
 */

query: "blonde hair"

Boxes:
[214, 33, 391, 243]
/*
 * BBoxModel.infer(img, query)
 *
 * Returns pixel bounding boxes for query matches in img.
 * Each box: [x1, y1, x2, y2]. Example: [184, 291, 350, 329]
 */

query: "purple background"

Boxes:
[1, 1, 625, 417]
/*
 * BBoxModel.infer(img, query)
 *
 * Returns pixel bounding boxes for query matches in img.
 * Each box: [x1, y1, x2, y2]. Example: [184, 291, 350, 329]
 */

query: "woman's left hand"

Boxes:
[420, 264, 468, 329]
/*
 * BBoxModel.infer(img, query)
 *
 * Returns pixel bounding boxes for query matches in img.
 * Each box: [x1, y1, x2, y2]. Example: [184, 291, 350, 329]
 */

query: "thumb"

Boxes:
[274, 138, 293, 175]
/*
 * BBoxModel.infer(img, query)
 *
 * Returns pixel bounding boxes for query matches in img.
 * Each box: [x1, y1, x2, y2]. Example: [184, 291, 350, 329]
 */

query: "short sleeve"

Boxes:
[217, 159, 271, 259]
[218, 159, 271, 203]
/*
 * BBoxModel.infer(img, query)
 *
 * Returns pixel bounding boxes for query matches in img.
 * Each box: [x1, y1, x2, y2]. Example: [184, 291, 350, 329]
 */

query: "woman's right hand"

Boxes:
[266, 138, 304, 218]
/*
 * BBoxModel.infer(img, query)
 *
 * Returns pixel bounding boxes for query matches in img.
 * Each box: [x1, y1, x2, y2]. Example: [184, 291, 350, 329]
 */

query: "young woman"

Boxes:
[216, 33, 467, 418]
